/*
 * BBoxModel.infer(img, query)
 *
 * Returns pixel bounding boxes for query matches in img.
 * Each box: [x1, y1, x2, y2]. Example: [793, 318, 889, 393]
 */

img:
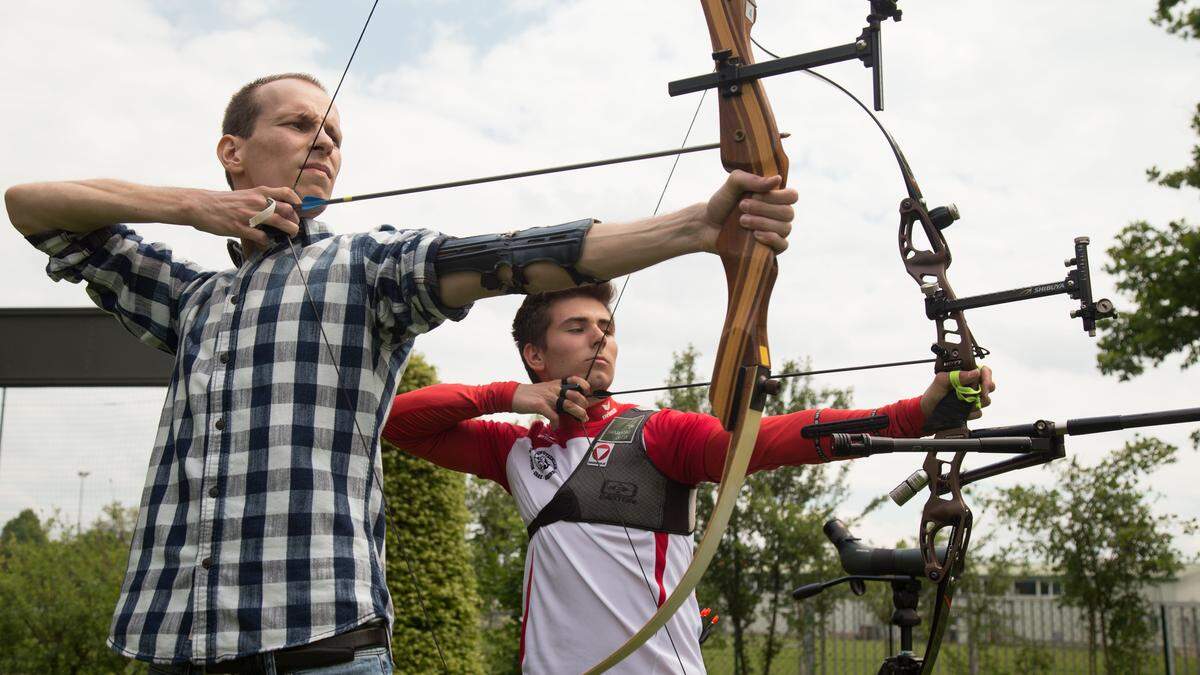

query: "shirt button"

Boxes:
[219, 353, 229, 364]
[229, 295, 238, 304]
[214, 418, 225, 431]
[208, 486, 219, 498]
[201, 557, 213, 569]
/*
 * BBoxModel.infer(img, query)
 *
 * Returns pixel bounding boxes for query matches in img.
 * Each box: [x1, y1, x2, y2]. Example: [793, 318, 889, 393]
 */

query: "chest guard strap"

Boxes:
[527, 408, 697, 539]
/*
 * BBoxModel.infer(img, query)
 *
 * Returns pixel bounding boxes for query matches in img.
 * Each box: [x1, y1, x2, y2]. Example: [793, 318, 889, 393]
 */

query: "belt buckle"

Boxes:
[206, 654, 267, 674]
[274, 646, 355, 673]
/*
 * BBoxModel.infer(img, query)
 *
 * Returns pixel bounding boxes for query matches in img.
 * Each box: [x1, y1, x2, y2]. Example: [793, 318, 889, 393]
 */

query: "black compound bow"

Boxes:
[734, 10, 1121, 668]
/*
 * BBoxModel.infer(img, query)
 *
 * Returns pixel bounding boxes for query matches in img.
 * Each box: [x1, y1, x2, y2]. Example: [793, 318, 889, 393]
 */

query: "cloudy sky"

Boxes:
[1, 0, 1197, 559]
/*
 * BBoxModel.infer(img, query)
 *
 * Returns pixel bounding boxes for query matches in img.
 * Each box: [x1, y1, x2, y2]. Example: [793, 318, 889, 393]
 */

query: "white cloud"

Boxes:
[217, 0, 285, 23]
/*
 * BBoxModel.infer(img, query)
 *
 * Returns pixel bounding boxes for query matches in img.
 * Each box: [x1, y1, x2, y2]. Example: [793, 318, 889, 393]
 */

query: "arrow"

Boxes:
[297, 135, 789, 213]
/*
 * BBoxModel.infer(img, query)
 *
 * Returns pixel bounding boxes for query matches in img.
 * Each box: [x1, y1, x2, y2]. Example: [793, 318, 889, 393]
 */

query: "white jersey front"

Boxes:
[507, 404, 706, 674]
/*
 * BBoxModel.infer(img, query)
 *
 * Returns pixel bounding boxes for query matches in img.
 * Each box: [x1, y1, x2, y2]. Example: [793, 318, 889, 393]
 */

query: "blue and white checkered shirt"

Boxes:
[27, 220, 468, 664]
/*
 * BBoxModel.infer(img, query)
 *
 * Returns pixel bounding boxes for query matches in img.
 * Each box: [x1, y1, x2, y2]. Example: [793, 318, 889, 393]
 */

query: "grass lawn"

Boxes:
[699, 636, 1199, 673]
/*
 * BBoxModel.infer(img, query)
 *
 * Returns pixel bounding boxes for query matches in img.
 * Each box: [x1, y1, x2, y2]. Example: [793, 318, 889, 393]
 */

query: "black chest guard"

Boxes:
[526, 408, 697, 539]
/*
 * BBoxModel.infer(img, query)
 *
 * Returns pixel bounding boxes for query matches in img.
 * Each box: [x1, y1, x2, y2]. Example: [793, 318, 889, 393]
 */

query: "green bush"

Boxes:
[0, 505, 145, 674]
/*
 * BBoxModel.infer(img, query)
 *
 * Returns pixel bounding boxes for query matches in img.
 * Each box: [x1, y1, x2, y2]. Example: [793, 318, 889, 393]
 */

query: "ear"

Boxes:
[522, 342, 547, 379]
[217, 134, 244, 183]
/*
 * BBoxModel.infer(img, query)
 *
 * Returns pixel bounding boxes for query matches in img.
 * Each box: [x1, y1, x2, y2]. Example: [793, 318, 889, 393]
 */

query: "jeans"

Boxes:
[146, 646, 393, 675]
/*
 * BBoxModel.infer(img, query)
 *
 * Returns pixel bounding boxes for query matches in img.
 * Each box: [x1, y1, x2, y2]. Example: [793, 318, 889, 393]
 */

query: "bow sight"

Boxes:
[669, 0, 902, 111]
[901, 198, 1116, 375]
[914, 225, 1117, 340]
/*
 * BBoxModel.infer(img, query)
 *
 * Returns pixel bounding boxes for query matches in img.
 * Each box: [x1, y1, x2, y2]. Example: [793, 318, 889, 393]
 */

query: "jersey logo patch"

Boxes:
[587, 442, 615, 467]
[600, 479, 638, 504]
[530, 448, 558, 480]
[597, 414, 644, 444]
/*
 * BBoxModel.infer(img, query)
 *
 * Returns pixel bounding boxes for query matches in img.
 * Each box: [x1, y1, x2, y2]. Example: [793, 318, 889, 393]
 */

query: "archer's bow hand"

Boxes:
[187, 186, 301, 247]
[700, 170, 796, 254]
[512, 377, 592, 428]
[919, 366, 996, 427]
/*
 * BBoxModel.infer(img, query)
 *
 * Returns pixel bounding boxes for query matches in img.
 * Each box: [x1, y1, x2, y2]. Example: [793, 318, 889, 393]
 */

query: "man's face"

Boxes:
[526, 296, 618, 394]
[222, 78, 342, 199]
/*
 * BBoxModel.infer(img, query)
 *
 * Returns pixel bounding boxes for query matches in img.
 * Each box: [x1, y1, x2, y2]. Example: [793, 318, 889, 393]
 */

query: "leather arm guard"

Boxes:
[435, 218, 606, 293]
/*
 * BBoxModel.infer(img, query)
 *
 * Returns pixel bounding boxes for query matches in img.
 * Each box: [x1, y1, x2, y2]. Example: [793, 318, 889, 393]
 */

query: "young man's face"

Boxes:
[221, 78, 342, 199]
[525, 295, 618, 395]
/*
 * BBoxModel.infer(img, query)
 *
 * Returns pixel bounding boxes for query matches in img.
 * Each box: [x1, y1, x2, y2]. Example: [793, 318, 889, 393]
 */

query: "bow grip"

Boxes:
[709, 218, 777, 430]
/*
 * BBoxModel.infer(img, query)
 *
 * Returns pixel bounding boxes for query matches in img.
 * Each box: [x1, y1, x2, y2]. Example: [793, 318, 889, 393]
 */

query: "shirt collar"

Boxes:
[588, 397, 620, 422]
[226, 218, 334, 266]
[554, 397, 621, 436]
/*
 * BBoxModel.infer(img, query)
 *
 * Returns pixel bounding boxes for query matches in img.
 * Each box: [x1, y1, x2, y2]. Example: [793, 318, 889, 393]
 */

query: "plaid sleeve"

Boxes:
[25, 225, 212, 355]
[360, 226, 471, 343]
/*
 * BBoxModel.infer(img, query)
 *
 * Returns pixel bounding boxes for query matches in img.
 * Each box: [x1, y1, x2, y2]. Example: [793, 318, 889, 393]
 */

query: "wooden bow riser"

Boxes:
[711, 242, 777, 430]
[705, 0, 789, 431]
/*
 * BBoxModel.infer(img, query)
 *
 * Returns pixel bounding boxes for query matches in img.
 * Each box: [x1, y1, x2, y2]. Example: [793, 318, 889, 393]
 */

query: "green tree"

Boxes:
[0, 504, 143, 674]
[0, 508, 47, 547]
[1152, 0, 1200, 39]
[988, 437, 1197, 674]
[1096, 219, 1200, 381]
[382, 353, 483, 672]
[745, 359, 857, 675]
[466, 475, 528, 674]
[1096, 1, 1199, 384]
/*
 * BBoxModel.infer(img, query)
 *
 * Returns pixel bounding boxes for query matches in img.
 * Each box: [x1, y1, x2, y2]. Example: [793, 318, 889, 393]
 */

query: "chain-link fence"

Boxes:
[700, 596, 1200, 674]
[0, 387, 161, 531]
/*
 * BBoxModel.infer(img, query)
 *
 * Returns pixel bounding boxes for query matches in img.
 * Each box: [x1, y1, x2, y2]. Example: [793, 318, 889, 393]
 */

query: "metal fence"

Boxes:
[700, 596, 1200, 674]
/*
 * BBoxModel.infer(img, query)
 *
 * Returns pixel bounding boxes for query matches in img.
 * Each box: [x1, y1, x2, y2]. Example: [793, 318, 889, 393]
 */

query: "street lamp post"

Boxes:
[77, 470, 90, 533]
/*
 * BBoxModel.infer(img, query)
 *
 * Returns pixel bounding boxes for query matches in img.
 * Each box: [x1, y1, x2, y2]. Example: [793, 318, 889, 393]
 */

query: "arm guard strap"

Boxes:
[436, 218, 605, 293]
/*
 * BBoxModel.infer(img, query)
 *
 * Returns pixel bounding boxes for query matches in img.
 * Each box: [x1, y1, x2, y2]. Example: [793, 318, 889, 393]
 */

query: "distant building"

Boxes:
[751, 564, 1200, 644]
[1144, 564, 1200, 603]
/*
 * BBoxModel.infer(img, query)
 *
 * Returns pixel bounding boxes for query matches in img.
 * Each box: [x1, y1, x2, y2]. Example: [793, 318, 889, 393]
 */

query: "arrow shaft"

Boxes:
[301, 137, 788, 211]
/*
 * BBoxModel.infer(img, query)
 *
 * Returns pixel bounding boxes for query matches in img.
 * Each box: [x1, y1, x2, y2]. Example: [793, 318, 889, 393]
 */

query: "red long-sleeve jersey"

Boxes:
[382, 383, 925, 674]
[384, 382, 924, 490]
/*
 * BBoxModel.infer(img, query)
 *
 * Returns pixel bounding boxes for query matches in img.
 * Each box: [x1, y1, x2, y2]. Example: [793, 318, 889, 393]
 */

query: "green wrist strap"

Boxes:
[949, 370, 982, 410]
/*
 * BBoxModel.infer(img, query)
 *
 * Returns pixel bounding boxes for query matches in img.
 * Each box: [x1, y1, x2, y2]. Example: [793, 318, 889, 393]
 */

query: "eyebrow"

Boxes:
[561, 315, 615, 330]
[279, 109, 342, 143]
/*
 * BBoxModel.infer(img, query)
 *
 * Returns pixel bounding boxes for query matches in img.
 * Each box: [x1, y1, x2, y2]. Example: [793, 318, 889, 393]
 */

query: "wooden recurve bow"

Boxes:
[584, 0, 788, 670]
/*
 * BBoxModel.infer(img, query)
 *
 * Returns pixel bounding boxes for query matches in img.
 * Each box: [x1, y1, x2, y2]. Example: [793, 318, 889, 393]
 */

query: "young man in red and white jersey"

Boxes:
[382, 283, 995, 673]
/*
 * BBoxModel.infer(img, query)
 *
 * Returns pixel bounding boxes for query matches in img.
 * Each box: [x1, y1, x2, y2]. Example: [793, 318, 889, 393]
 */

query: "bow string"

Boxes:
[278, 1, 451, 670]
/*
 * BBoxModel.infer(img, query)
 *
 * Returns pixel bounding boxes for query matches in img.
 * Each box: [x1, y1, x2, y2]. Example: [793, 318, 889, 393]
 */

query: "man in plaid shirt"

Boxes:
[5, 73, 795, 672]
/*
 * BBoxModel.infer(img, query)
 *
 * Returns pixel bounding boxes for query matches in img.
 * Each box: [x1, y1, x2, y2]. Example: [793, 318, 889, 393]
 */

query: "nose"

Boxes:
[588, 323, 605, 345]
[312, 127, 335, 155]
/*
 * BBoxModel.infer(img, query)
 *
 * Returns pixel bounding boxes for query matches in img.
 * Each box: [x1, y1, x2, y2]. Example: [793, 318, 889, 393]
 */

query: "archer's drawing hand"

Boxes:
[920, 366, 995, 422]
[188, 186, 301, 247]
[701, 170, 796, 253]
[512, 377, 591, 428]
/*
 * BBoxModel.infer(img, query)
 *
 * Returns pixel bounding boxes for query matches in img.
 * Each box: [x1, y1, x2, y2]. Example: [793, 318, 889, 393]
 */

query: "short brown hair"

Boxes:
[512, 283, 616, 382]
[220, 73, 327, 188]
